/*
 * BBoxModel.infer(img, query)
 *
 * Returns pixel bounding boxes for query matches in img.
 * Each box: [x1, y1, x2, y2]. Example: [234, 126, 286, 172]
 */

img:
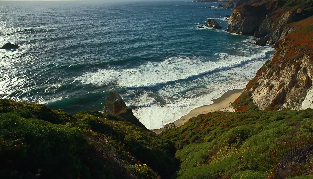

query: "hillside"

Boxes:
[160, 1, 313, 178]
[226, 0, 313, 111]
[1, 0, 313, 178]
[0, 99, 178, 179]
[4, 98, 313, 178]
[161, 110, 313, 178]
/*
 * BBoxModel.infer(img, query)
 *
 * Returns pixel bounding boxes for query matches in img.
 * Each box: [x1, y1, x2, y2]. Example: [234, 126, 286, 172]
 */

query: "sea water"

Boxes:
[0, 1, 273, 129]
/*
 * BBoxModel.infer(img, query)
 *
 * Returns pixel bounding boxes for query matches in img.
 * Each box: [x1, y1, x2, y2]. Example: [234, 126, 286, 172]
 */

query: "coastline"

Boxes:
[153, 89, 243, 134]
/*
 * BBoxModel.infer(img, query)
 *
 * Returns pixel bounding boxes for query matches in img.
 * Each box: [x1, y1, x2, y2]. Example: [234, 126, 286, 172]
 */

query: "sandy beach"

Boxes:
[153, 89, 243, 134]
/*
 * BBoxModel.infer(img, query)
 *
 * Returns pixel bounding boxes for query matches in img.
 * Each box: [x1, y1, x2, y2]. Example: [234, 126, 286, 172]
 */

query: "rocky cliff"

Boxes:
[227, 0, 313, 45]
[231, 1, 313, 111]
[104, 91, 147, 130]
[227, 4, 267, 35]
[224, 0, 263, 9]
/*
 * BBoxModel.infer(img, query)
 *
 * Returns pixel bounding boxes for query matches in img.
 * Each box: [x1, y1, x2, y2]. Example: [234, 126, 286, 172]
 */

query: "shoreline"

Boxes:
[152, 89, 243, 134]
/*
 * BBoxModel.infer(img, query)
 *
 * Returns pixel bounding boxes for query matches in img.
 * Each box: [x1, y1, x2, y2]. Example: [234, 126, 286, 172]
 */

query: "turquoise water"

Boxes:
[0, 1, 273, 129]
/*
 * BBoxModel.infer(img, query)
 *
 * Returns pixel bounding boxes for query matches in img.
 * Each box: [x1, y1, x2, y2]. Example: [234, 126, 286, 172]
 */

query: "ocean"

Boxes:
[0, 1, 273, 129]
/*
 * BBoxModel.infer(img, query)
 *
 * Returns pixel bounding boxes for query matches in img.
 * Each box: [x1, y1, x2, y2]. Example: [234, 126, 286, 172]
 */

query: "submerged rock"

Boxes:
[206, 19, 222, 29]
[197, 25, 205, 29]
[1, 42, 19, 50]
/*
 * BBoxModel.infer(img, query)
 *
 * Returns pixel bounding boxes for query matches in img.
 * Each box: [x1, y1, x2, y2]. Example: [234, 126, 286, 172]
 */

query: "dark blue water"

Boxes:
[0, 1, 273, 129]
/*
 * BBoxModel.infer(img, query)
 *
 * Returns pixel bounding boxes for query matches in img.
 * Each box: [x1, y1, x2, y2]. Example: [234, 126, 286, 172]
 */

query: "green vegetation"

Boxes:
[3, 97, 313, 178]
[0, 99, 178, 179]
[161, 110, 313, 178]
[1, 1, 312, 179]
[280, 0, 313, 10]
[233, 91, 259, 112]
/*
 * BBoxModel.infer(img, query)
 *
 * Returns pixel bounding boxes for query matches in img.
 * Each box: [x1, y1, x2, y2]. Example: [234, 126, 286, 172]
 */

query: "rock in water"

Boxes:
[217, 4, 223, 8]
[104, 91, 147, 130]
[197, 25, 205, 29]
[206, 19, 222, 29]
[1, 42, 19, 50]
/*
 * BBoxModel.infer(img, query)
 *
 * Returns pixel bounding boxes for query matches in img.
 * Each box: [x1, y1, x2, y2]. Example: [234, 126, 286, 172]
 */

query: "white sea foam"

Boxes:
[75, 47, 272, 89]
[38, 96, 64, 104]
[212, 17, 229, 22]
[75, 45, 273, 129]
[130, 55, 271, 129]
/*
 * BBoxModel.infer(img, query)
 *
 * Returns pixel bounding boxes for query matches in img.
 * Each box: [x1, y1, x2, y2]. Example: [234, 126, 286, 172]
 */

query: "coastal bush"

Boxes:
[0, 113, 88, 178]
[74, 111, 179, 177]
[0, 99, 74, 124]
[161, 109, 313, 178]
[3, 102, 313, 178]
[128, 164, 156, 179]
[0, 99, 179, 178]
[233, 91, 258, 112]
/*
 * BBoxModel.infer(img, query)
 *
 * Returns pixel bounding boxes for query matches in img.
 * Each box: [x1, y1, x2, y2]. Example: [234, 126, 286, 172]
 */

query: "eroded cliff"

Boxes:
[234, 16, 313, 111]
[227, 0, 313, 45]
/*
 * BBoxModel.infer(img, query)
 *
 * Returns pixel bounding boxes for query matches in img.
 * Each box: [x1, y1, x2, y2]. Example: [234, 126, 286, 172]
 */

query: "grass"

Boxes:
[0, 99, 178, 179]
[161, 109, 313, 178]
[2, 95, 313, 178]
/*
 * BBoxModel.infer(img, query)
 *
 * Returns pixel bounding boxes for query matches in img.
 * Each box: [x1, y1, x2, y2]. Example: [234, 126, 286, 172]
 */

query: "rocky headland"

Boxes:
[229, 0, 313, 112]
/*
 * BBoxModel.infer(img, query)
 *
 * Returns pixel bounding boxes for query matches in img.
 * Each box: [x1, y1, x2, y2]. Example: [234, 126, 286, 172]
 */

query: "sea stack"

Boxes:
[206, 19, 222, 29]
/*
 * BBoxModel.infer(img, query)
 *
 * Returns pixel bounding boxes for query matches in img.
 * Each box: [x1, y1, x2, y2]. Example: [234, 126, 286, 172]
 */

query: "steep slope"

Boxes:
[234, 18, 313, 111]
[0, 99, 179, 179]
[227, 0, 313, 45]
[161, 110, 313, 178]
[228, 0, 313, 111]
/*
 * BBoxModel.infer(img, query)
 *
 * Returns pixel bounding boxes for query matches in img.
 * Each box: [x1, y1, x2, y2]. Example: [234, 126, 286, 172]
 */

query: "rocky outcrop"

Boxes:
[104, 91, 127, 115]
[206, 19, 222, 29]
[1, 42, 19, 50]
[217, 4, 224, 8]
[197, 25, 206, 29]
[227, 0, 313, 44]
[229, 0, 313, 112]
[233, 16, 313, 111]
[227, 4, 267, 35]
[104, 91, 147, 130]
[224, 0, 262, 9]
[255, 8, 312, 45]
[224, 2, 235, 9]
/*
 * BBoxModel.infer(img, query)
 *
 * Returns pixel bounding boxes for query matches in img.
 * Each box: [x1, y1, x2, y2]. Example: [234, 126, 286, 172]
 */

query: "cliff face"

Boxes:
[227, 0, 313, 45]
[255, 8, 313, 45]
[227, 4, 267, 35]
[234, 16, 313, 111]
[224, 0, 263, 9]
